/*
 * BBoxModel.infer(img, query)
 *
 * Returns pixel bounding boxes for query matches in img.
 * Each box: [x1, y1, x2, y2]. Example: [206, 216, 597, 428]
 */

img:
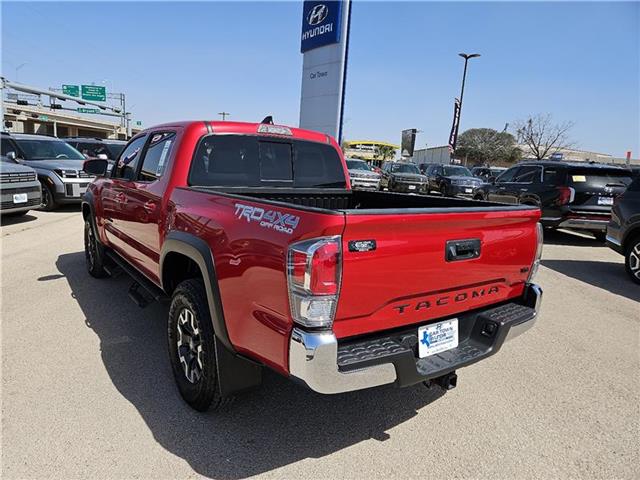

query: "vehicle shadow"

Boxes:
[543, 228, 604, 247]
[56, 251, 445, 479]
[0, 212, 38, 226]
[541, 259, 640, 302]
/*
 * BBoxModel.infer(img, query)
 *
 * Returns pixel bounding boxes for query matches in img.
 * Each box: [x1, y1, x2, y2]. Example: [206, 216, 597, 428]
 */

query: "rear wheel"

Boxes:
[624, 237, 640, 284]
[168, 279, 230, 411]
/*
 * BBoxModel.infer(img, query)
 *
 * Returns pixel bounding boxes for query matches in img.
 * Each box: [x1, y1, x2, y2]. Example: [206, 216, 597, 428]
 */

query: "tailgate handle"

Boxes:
[446, 239, 481, 262]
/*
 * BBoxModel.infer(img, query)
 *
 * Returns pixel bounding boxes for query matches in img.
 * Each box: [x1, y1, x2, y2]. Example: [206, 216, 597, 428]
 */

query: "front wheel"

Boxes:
[40, 182, 57, 211]
[625, 237, 640, 284]
[84, 219, 108, 278]
[168, 279, 231, 411]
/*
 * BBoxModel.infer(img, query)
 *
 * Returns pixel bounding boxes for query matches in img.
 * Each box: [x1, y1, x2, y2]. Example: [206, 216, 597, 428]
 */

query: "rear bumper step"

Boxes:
[289, 283, 541, 394]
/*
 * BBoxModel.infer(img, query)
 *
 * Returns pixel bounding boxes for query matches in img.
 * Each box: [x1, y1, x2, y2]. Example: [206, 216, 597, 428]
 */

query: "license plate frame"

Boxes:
[13, 193, 28, 204]
[408, 185, 417, 190]
[465, 188, 473, 193]
[597, 196, 613, 206]
[418, 318, 459, 358]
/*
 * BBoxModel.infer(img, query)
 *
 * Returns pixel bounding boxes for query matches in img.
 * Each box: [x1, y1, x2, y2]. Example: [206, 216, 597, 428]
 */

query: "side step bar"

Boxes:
[104, 250, 169, 306]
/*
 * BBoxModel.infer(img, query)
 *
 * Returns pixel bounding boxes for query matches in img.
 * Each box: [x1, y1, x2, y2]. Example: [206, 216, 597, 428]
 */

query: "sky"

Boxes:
[2, 1, 639, 157]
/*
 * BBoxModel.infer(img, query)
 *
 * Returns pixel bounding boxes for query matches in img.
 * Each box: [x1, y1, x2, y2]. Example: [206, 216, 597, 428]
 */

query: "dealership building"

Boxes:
[342, 140, 400, 160]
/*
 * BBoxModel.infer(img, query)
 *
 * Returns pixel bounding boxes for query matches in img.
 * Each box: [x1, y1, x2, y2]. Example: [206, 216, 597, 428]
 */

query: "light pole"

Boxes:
[218, 111, 230, 121]
[451, 52, 480, 154]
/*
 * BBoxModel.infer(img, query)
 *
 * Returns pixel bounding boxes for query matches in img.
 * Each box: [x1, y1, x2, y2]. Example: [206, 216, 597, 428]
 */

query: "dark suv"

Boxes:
[64, 137, 126, 161]
[380, 162, 428, 193]
[607, 177, 640, 283]
[474, 161, 632, 240]
[423, 164, 483, 197]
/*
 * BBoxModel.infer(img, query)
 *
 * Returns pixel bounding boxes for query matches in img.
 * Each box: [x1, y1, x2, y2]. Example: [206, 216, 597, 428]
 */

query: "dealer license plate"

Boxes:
[408, 185, 416, 190]
[597, 196, 613, 206]
[418, 319, 459, 358]
[13, 193, 28, 204]
[465, 188, 473, 193]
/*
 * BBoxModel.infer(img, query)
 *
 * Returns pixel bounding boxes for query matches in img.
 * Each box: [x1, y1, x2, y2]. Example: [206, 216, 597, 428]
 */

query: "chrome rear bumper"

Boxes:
[289, 283, 542, 394]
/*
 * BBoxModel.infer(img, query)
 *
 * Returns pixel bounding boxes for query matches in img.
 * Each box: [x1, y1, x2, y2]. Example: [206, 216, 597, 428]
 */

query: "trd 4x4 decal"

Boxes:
[234, 203, 300, 234]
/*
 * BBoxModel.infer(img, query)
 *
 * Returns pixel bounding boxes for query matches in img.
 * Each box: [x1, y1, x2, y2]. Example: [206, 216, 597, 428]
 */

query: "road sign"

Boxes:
[39, 115, 49, 121]
[135, 120, 142, 126]
[81, 85, 106, 102]
[77, 108, 100, 114]
[62, 85, 80, 97]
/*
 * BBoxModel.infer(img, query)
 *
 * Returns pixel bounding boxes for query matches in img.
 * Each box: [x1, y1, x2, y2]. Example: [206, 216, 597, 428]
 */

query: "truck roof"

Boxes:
[141, 120, 333, 144]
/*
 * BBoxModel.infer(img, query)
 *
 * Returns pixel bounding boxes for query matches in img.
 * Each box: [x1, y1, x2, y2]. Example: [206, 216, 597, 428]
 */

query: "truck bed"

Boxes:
[189, 187, 533, 213]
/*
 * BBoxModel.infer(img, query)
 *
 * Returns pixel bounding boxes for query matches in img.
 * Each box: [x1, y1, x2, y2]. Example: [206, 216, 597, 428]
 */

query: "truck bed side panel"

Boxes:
[169, 188, 345, 374]
[335, 208, 540, 338]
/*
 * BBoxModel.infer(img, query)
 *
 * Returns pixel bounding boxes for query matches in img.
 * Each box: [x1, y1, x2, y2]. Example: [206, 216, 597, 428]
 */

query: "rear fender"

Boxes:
[160, 231, 262, 396]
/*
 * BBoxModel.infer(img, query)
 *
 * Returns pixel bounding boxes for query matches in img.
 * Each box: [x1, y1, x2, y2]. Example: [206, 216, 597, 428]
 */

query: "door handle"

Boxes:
[143, 200, 156, 213]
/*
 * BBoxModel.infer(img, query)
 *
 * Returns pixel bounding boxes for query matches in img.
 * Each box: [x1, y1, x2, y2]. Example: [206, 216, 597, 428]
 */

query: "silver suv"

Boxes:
[0, 154, 42, 216]
[1, 133, 94, 211]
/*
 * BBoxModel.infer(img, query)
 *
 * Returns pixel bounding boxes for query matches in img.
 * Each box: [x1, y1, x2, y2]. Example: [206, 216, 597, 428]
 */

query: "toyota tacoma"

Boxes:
[82, 120, 543, 411]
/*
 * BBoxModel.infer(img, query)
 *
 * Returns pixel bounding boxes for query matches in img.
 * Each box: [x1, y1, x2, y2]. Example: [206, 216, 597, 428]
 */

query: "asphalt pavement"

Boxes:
[2, 208, 639, 479]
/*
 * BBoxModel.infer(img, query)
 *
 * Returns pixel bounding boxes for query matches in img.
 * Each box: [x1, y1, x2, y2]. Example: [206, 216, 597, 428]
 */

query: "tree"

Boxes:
[375, 145, 396, 161]
[513, 114, 574, 160]
[456, 128, 521, 165]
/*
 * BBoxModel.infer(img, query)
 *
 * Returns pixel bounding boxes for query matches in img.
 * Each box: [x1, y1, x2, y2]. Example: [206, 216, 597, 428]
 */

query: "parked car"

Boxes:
[607, 177, 640, 283]
[471, 166, 507, 182]
[474, 161, 633, 241]
[82, 119, 542, 412]
[0, 154, 42, 216]
[424, 164, 484, 197]
[345, 158, 381, 191]
[380, 162, 429, 193]
[0, 133, 95, 211]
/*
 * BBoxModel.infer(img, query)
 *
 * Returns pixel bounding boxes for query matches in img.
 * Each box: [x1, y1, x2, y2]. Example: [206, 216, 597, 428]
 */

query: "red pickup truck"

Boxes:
[82, 120, 543, 411]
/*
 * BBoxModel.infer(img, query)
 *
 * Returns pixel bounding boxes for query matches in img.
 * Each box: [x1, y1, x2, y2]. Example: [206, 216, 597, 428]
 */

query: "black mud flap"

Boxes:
[214, 338, 263, 397]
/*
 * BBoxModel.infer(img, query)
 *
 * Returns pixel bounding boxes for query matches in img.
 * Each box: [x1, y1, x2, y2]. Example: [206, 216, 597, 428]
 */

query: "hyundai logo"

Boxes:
[307, 4, 328, 26]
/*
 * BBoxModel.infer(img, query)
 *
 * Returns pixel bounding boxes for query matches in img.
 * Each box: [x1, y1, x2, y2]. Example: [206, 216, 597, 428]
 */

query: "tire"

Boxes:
[168, 279, 230, 411]
[593, 231, 607, 242]
[84, 218, 108, 278]
[40, 182, 57, 211]
[624, 236, 640, 285]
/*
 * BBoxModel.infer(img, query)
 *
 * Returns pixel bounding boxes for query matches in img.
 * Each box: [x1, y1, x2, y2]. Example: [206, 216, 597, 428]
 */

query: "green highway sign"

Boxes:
[135, 121, 142, 126]
[77, 108, 100, 114]
[62, 84, 80, 97]
[81, 85, 106, 102]
[39, 115, 49, 121]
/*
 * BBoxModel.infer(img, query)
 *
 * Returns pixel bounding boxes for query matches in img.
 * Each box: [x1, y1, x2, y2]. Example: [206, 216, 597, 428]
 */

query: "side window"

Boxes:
[513, 166, 541, 183]
[496, 167, 520, 183]
[139, 132, 175, 181]
[1, 137, 17, 156]
[114, 136, 147, 180]
[542, 167, 566, 185]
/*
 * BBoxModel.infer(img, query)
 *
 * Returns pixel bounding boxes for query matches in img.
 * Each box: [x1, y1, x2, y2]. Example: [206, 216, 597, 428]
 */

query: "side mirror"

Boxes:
[6, 151, 18, 162]
[83, 158, 109, 176]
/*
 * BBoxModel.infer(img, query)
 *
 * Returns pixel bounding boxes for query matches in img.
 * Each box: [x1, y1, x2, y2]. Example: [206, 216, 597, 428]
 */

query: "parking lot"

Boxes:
[1, 208, 638, 479]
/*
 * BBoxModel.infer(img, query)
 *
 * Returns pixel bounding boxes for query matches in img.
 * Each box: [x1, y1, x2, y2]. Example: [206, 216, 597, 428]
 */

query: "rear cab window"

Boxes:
[189, 135, 347, 188]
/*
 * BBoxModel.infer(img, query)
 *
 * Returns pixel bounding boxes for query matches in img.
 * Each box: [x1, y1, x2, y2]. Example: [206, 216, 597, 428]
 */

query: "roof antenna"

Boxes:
[261, 115, 274, 125]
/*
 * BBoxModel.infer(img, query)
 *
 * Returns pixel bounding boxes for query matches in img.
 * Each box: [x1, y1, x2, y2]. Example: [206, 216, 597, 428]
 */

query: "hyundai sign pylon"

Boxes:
[299, 0, 352, 143]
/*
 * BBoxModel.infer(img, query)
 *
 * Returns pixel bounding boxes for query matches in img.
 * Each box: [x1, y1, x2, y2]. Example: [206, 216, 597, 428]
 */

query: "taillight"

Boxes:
[556, 186, 575, 205]
[527, 222, 544, 282]
[287, 236, 342, 328]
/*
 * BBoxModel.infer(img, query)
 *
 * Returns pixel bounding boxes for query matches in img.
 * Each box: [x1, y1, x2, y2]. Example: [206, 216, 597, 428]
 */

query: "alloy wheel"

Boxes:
[85, 223, 96, 270]
[629, 242, 640, 280]
[176, 308, 204, 384]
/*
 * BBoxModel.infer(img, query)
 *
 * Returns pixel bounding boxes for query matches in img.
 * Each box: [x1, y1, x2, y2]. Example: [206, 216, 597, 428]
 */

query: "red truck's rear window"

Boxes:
[189, 135, 346, 188]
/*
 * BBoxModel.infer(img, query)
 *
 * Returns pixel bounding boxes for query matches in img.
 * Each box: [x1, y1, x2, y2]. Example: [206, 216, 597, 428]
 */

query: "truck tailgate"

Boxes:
[334, 208, 540, 338]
